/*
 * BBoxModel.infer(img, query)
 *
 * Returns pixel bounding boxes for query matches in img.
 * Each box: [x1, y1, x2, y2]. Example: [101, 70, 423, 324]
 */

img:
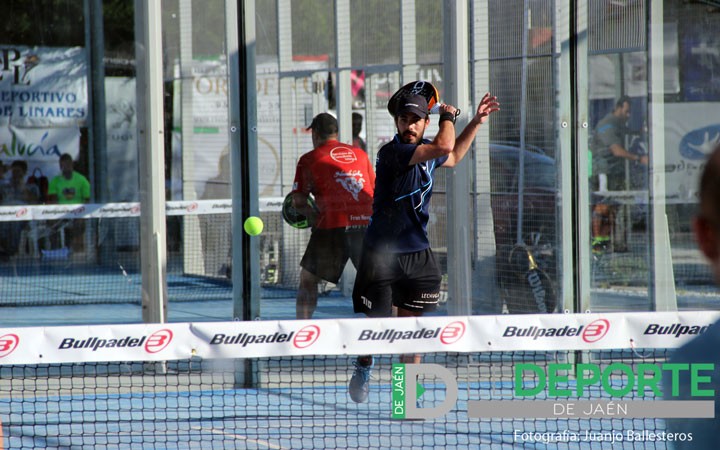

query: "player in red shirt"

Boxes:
[290, 113, 376, 319]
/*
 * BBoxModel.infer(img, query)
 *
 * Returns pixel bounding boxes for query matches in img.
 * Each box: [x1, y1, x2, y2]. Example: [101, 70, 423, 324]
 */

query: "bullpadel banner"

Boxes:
[0, 311, 717, 365]
[0, 198, 283, 222]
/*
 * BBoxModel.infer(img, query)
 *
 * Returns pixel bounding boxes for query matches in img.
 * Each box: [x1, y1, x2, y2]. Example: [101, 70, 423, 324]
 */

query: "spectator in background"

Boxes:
[48, 153, 90, 205]
[0, 160, 39, 259]
[351, 70, 366, 109]
[589, 96, 648, 253]
[3, 160, 39, 205]
[352, 112, 367, 152]
[663, 143, 720, 448]
[48, 153, 91, 251]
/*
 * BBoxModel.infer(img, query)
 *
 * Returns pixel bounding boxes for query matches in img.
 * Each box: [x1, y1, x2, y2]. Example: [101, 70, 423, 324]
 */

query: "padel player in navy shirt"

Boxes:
[363, 134, 446, 254]
[348, 90, 499, 403]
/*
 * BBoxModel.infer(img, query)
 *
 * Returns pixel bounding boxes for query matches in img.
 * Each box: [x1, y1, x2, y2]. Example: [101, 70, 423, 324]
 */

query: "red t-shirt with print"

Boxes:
[291, 140, 375, 229]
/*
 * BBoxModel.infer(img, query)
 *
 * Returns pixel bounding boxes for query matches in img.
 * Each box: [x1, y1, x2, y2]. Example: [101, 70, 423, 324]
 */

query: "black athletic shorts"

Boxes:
[300, 227, 366, 284]
[352, 246, 442, 317]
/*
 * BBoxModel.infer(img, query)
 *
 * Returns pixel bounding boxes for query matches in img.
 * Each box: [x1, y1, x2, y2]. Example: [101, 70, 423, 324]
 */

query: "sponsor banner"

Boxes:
[1, 312, 720, 365]
[0, 329, 41, 364]
[157, 200, 228, 216]
[34, 204, 92, 220]
[255, 60, 328, 198]
[0, 323, 195, 365]
[481, 312, 719, 352]
[626, 312, 719, 347]
[0, 205, 31, 221]
[0, 199, 284, 221]
[171, 60, 229, 200]
[191, 320, 336, 358]
[481, 314, 622, 352]
[0, 203, 138, 221]
[105, 77, 138, 202]
[0, 46, 88, 127]
[0, 125, 80, 161]
[664, 103, 720, 204]
[340, 316, 471, 355]
[260, 196, 284, 212]
[0, 126, 81, 182]
[681, 25, 720, 101]
[95, 202, 142, 218]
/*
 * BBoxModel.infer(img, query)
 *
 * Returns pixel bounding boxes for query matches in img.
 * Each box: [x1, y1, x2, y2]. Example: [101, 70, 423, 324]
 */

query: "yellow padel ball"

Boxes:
[243, 216, 264, 236]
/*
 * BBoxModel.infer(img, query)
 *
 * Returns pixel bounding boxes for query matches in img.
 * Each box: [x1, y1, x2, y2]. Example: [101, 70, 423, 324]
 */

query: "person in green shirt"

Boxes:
[47, 153, 91, 252]
[48, 153, 90, 204]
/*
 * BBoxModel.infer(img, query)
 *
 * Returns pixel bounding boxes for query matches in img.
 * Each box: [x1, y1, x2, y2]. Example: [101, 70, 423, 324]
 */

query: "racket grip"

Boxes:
[429, 104, 461, 116]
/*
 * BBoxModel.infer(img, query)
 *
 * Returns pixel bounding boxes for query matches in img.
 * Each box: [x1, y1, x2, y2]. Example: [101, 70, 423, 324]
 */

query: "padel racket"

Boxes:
[508, 244, 556, 313]
[387, 80, 440, 116]
[282, 193, 318, 229]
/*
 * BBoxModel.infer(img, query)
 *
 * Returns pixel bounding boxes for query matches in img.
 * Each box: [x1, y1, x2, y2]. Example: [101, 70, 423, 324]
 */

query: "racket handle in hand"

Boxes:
[430, 103, 461, 117]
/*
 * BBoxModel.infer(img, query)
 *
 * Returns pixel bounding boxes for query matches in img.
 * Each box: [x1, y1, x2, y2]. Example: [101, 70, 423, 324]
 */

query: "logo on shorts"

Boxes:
[361, 296, 372, 309]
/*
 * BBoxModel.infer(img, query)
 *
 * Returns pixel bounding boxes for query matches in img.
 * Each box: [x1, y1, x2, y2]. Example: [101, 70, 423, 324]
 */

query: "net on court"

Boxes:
[0, 312, 712, 449]
[0, 200, 308, 307]
[0, 353, 668, 449]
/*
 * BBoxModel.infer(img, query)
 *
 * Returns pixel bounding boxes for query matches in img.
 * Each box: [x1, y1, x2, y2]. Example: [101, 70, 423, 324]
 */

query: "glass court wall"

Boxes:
[0, 0, 718, 324]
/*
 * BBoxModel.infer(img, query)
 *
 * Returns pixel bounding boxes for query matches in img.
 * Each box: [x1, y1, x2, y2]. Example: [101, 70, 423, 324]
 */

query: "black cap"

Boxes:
[306, 113, 338, 136]
[395, 94, 428, 118]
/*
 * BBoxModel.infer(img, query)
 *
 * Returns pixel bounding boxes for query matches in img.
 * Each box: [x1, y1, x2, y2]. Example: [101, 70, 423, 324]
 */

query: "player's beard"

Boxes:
[399, 129, 424, 145]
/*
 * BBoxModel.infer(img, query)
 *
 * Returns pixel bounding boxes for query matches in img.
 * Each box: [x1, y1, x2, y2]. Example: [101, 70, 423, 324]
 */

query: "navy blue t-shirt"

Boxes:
[364, 135, 448, 253]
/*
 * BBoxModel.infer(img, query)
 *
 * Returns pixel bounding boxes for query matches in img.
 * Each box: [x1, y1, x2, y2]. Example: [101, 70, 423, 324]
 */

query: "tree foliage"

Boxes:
[1, 0, 443, 66]
[2, 0, 85, 47]
[254, 0, 442, 66]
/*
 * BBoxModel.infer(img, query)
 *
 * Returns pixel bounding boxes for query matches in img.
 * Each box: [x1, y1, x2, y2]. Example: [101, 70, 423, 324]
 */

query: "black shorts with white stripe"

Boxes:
[352, 246, 442, 317]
